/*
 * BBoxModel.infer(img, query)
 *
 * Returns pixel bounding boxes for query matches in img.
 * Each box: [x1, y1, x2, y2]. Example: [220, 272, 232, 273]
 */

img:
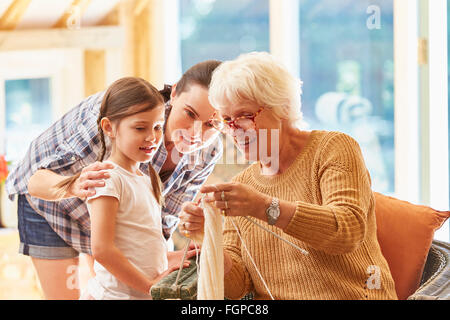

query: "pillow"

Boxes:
[373, 192, 449, 300]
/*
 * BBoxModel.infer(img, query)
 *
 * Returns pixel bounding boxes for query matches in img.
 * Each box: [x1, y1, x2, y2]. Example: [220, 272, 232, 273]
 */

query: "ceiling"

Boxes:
[0, 0, 121, 29]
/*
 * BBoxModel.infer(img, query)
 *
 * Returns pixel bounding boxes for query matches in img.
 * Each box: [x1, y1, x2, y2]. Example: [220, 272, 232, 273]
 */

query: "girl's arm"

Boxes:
[89, 195, 185, 295]
[27, 162, 114, 200]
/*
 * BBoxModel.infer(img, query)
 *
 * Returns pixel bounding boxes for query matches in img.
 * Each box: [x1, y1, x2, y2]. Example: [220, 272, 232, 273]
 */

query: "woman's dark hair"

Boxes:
[159, 84, 172, 102]
[161, 60, 222, 99]
[55, 77, 165, 205]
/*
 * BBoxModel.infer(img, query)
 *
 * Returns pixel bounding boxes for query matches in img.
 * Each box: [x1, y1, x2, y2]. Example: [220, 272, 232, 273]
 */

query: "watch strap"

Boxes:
[266, 197, 280, 225]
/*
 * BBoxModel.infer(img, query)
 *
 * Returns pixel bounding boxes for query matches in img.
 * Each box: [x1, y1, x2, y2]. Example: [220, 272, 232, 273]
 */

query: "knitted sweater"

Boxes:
[223, 130, 398, 300]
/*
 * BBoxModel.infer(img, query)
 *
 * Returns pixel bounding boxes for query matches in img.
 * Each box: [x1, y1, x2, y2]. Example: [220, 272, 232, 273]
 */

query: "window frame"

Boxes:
[0, 48, 85, 228]
[422, 0, 449, 240]
[170, 0, 449, 241]
[269, 0, 448, 241]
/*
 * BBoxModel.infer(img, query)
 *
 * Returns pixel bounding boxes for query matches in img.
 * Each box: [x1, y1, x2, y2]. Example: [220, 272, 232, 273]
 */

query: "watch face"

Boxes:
[268, 207, 280, 219]
[266, 199, 280, 225]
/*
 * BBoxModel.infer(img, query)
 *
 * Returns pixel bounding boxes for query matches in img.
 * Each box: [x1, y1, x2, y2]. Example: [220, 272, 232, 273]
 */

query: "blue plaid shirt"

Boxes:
[5, 91, 222, 254]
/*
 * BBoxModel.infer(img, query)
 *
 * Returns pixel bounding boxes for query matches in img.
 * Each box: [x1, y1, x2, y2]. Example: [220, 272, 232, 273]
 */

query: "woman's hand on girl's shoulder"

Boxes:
[70, 161, 114, 199]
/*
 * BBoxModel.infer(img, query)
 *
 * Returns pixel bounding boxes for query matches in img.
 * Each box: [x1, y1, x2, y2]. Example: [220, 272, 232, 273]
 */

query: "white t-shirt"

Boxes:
[84, 160, 168, 300]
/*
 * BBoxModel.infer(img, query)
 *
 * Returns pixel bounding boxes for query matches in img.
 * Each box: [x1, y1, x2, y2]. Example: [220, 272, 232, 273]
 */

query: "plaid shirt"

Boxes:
[5, 91, 222, 254]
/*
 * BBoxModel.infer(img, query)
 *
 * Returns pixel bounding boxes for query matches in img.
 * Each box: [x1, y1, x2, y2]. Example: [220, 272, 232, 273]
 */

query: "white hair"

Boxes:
[208, 51, 304, 128]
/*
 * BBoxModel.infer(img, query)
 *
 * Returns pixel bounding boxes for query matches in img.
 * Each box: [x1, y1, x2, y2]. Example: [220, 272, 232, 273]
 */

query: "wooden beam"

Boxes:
[134, 0, 151, 16]
[117, 0, 165, 85]
[99, 2, 121, 26]
[132, 0, 165, 86]
[84, 50, 106, 96]
[147, 0, 165, 87]
[0, 0, 32, 30]
[134, 2, 151, 80]
[118, 0, 137, 77]
[53, 0, 92, 29]
[0, 26, 124, 51]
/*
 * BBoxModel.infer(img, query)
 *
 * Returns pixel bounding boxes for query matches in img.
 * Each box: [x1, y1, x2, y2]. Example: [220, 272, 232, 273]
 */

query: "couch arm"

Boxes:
[408, 240, 450, 300]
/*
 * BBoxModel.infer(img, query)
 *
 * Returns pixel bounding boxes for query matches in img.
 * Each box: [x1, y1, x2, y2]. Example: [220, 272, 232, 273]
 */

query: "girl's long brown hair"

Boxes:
[55, 77, 165, 205]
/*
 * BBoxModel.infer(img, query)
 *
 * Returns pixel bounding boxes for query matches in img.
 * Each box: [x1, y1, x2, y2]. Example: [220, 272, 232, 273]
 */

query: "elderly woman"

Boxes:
[179, 52, 397, 300]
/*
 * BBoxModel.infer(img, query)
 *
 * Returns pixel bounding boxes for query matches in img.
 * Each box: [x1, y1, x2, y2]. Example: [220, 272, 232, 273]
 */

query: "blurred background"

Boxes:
[0, 0, 448, 299]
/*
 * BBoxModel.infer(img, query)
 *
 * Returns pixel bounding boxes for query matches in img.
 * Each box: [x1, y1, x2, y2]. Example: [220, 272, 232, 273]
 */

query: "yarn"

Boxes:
[194, 195, 308, 300]
[197, 199, 224, 300]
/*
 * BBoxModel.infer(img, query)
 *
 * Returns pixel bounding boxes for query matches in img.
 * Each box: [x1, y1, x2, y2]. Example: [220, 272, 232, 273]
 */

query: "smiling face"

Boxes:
[218, 101, 281, 163]
[102, 104, 166, 167]
[165, 83, 220, 154]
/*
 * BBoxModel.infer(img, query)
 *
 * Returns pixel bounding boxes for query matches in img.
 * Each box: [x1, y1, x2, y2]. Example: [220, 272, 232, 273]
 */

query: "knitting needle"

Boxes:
[173, 195, 203, 288]
[173, 239, 190, 287]
[242, 216, 309, 256]
[207, 185, 308, 255]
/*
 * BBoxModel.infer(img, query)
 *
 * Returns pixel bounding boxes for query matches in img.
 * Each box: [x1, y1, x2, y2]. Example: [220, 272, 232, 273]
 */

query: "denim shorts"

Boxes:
[17, 195, 79, 259]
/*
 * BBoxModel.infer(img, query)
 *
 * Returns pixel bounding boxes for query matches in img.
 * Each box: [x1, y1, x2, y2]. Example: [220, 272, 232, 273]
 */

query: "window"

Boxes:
[5, 78, 52, 164]
[298, 0, 394, 194]
[179, 0, 269, 72]
[178, 0, 270, 186]
[0, 49, 84, 229]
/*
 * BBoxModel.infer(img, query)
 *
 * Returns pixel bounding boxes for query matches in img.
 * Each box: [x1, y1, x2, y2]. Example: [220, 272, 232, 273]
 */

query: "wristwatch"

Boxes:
[266, 197, 280, 225]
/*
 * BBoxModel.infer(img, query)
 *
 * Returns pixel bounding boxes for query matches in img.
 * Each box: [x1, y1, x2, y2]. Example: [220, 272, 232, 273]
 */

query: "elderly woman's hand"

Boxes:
[200, 182, 272, 220]
[178, 201, 206, 240]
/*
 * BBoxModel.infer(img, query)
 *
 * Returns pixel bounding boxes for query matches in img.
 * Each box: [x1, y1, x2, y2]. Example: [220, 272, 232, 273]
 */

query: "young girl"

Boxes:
[58, 77, 190, 300]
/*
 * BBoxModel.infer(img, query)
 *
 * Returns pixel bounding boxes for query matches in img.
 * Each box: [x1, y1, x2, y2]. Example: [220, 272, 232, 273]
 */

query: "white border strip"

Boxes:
[428, 0, 449, 241]
[428, 0, 449, 211]
[394, 0, 420, 203]
[269, 0, 300, 78]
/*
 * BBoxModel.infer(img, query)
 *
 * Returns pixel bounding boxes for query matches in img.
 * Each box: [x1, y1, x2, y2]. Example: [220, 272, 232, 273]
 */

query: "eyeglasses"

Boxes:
[208, 107, 264, 133]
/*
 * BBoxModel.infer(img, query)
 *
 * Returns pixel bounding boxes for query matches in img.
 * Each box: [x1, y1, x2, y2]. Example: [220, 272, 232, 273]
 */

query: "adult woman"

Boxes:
[5, 60, 223, 299]
[179, 52, 397, 300]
